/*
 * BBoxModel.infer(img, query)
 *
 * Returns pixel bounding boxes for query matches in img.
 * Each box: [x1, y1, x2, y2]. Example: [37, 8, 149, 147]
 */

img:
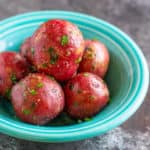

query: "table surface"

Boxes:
[0, 0, 150, 149]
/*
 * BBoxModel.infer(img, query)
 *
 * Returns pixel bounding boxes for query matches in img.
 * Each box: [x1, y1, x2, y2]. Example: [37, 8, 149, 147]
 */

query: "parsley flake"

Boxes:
[75, 57, 82, 64]
[48, 47, 59, 65]
[89, 95, 95, 100]
[37, 82, 43, 88]
[5, 88, 11, 99]
[10, 74, 17, 84]
[69, 83, 74, 90]
[29, 89, 37, 95]
[61, 35, 69, 46]
[48, 75, 55, 81]
[31, 47, 35, 55]
[84, 117, 92, 121]
[22, 109, 31, 115]
[30, 65, 37, 72]
[42, 63, 48, 68]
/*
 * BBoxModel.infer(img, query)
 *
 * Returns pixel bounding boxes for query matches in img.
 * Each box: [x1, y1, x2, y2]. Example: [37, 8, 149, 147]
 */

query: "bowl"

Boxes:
[0, 11, 149, 142]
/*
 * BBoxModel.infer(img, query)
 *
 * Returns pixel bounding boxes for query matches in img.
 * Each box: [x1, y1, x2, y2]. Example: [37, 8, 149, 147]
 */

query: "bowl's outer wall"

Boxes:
[0, 11, 149, 142]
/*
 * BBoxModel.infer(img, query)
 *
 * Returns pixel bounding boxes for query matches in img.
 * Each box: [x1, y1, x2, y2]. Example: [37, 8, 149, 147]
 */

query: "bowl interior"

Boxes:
[0, 11, 148, 142]
[0, 18, 134, 123]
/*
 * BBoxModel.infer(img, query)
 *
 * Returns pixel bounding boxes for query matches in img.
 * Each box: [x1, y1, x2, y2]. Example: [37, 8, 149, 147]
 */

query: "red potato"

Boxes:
[30, 19, 84, 81]
[20, 37, 33, 63]
[0, 52, 29, 99]
[64, 72, 109, 119]
[79, 40, 110, 78]
[20, 37, 37, 72]
[11, 73, 64, 125]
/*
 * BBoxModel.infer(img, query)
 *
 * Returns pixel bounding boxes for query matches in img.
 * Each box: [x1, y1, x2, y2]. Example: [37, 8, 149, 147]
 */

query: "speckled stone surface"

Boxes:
[0, 0, 150, 149]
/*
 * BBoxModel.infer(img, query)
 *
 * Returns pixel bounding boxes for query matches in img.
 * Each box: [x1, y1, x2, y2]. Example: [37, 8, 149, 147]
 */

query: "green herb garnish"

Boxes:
[31, 47, 35, 55]
[5, 88, 11, 99]
[75, 57, 82, 64]
[84, 117, 92, 121]
[69, 83, 74, 90]
[29, 89, 37, 95]
[87, 52, 94, 59]
[48, 75, 55, 81]
[22, 109, 32, 115]
[61, 35, 69, 46]
[10, 74, 17, 84]
[37, 82, 43, 88]
[42, 63, 48, 68]
[48, 112, 76, 126]
[48, 47, 59, 65]
[31, 102, 36, 109]
[85, 47, 92, 51]
[30, 65, 37, 72]
[89, 95, 95, 100]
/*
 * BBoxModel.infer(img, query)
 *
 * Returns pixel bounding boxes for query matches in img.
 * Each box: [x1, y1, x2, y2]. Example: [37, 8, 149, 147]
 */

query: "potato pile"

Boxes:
[0, 19, 110, 125]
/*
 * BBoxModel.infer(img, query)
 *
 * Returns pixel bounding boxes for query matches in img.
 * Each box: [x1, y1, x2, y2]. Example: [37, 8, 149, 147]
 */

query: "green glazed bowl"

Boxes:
[0, 11, 149, 142]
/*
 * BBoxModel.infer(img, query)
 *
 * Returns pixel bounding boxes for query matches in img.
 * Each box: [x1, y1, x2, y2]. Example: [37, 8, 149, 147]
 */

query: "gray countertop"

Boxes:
[0, 0, 150, 149]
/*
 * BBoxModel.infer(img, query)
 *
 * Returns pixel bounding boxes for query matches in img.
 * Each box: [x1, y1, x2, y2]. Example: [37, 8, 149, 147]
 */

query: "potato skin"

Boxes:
[0, 52, 29, 98]
[20, 37, 33, 63]
[64, 72, 109, 119]
[11, 73, 64, 125]
[79, 40, 110, 78]
[30, 19, 84, 81]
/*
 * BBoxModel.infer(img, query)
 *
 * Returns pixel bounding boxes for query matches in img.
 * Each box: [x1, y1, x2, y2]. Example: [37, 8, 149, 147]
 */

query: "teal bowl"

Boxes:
[0, 11, 149, 142]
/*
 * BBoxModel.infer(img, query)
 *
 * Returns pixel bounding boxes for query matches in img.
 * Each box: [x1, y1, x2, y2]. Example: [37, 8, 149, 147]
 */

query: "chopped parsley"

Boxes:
[87, 52, 94, 59]
[29, 89, 37, 95]
[61, 35, 69, 46]
[5, 88, 11, 99]
[10, 74, 17, 84]
[31, 102, 36, 109]
[31, 47, 35, 55]
[37, 82, 43, 88]
[48, 75, 55, 81]
[69, 83, 74, 90]
[75, 57, 82, 64]
[42, 63, 48, 68]
[22, 109, 31, 115]
[30, 65, 37, 72]
[85, 47, 92, 51]
[48, 47, 59, 65]
[89, 95, 95, 100]
[84, 117, 92, 121]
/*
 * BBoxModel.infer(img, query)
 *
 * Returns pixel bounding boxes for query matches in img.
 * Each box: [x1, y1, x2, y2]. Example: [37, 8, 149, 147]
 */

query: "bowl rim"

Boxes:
[0, 10, 149, 142]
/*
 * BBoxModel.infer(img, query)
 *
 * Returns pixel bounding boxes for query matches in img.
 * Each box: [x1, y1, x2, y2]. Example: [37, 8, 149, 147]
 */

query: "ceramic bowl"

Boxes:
[0, 11, 149, 142]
